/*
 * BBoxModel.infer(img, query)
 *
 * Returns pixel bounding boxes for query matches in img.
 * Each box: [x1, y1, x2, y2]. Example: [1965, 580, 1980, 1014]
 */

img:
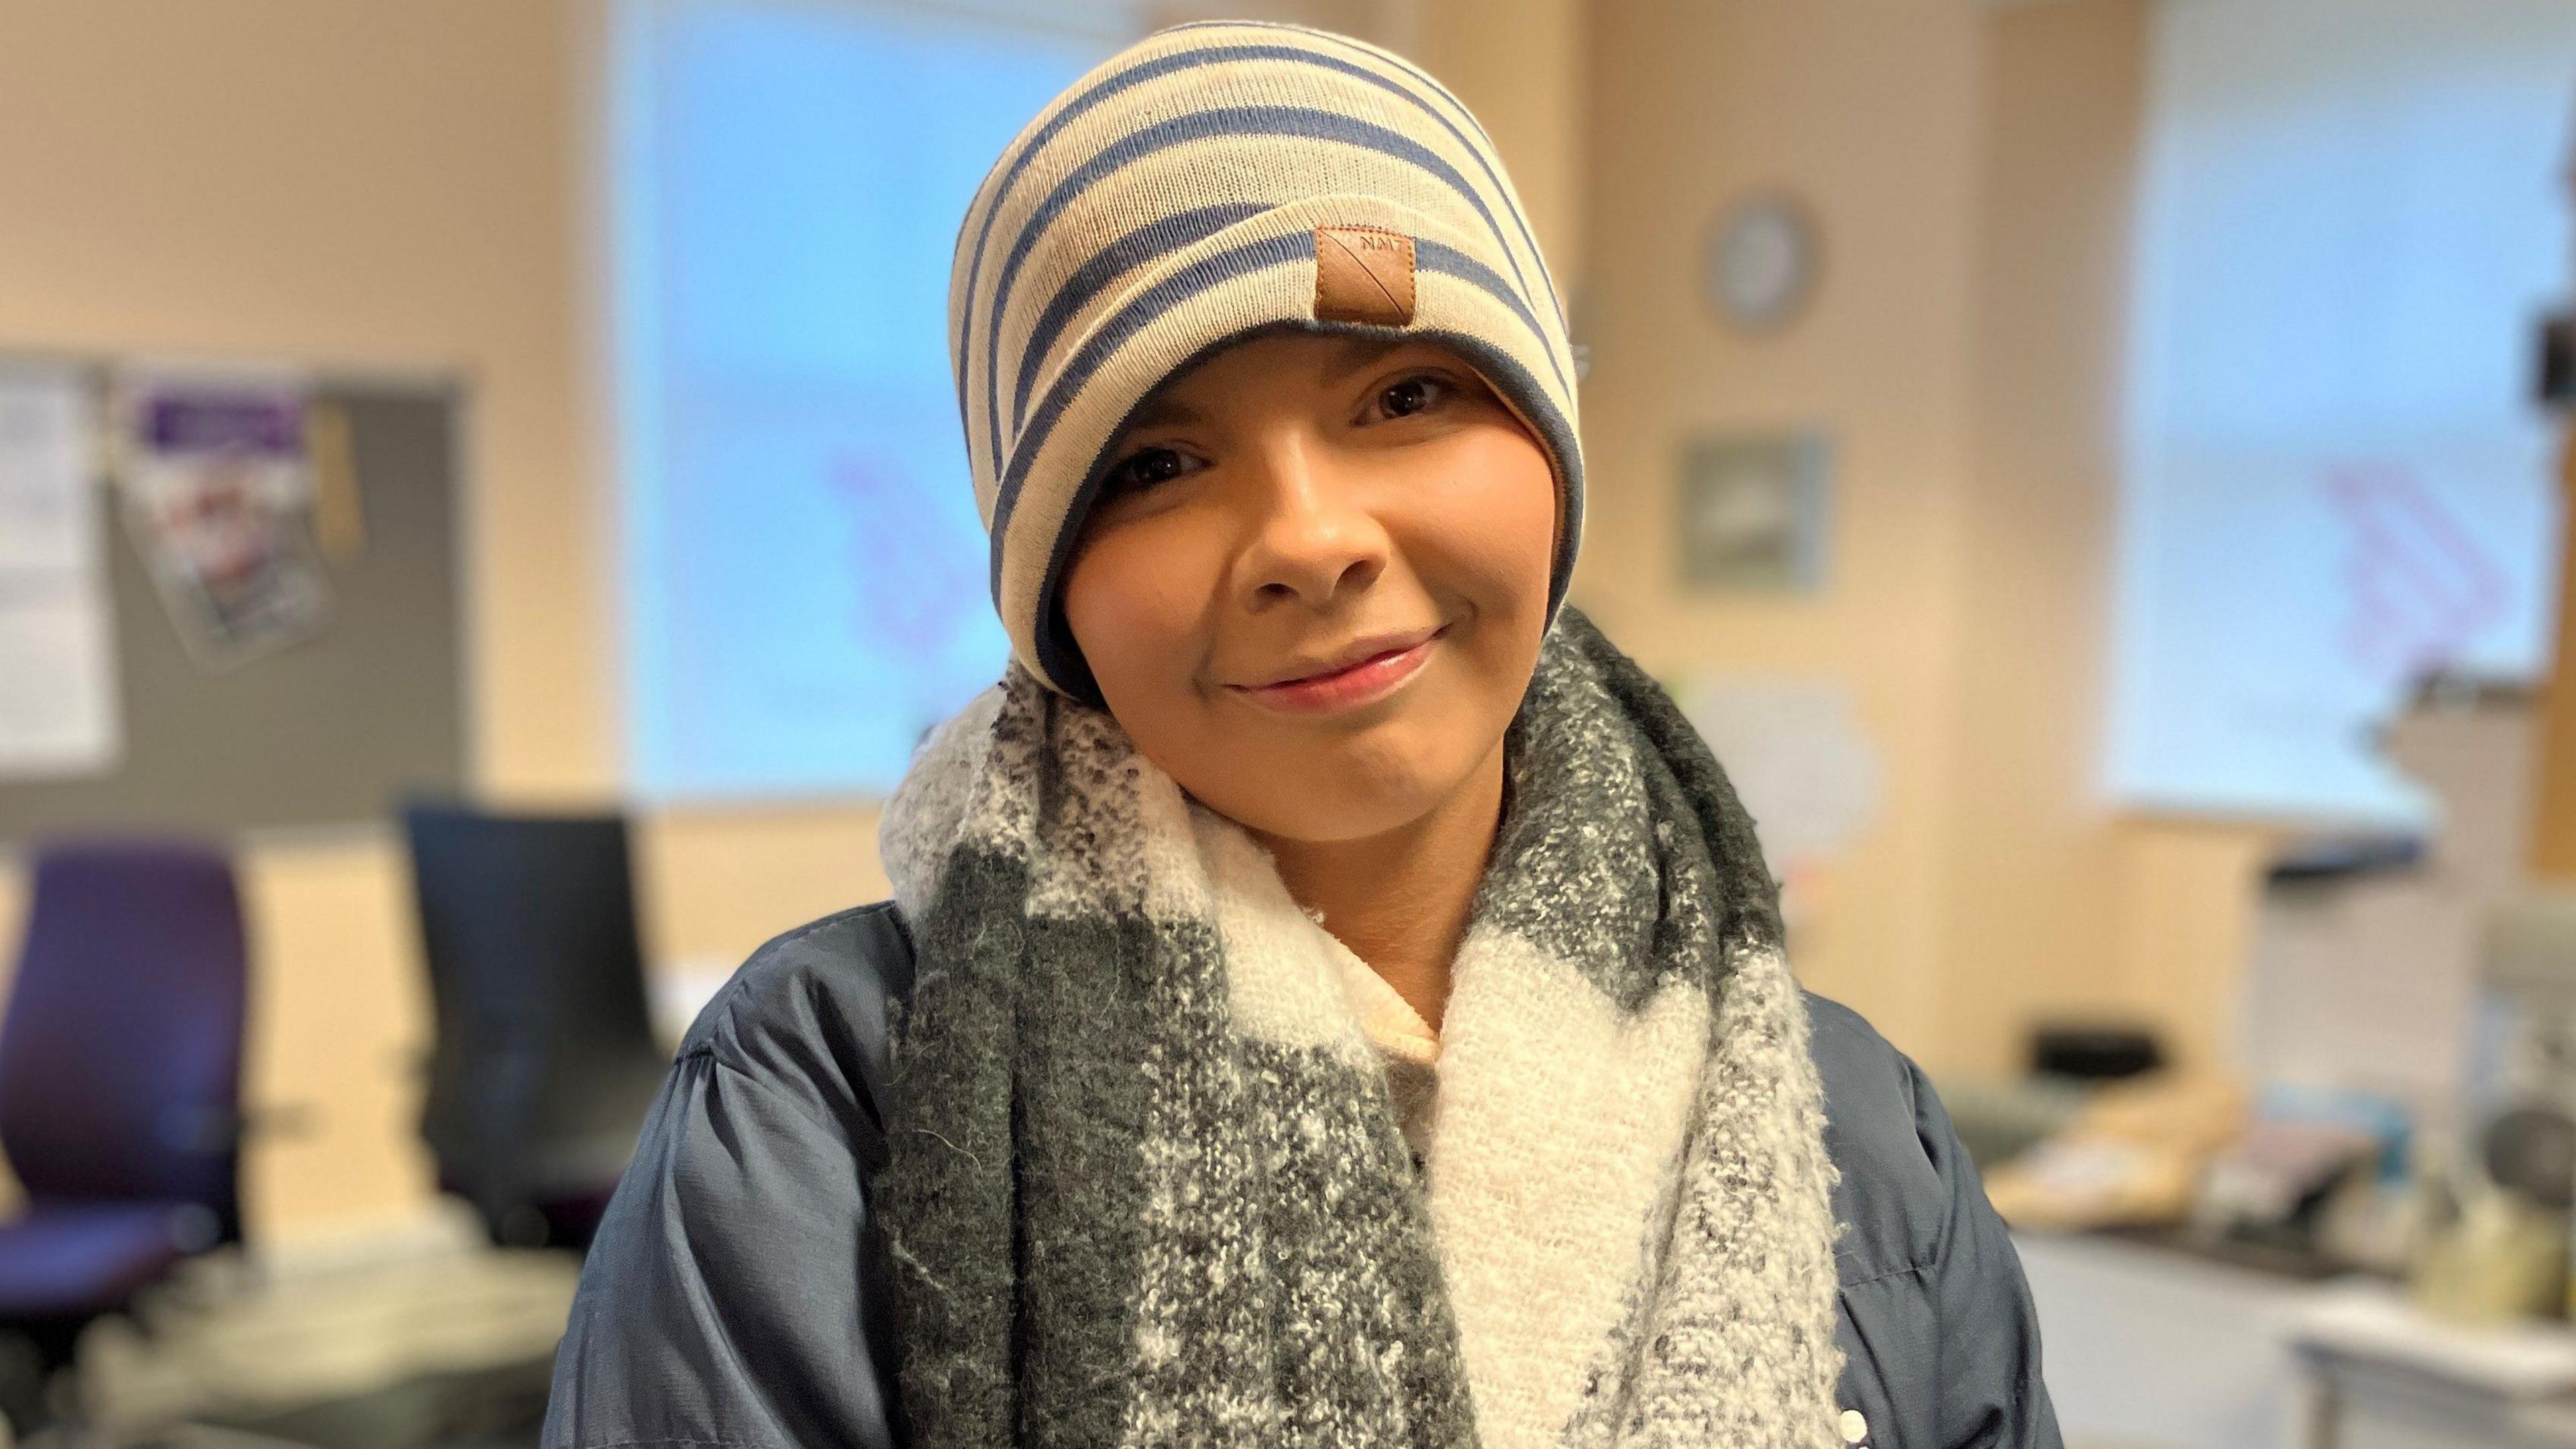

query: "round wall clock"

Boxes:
[1703, 191, 1820, 335]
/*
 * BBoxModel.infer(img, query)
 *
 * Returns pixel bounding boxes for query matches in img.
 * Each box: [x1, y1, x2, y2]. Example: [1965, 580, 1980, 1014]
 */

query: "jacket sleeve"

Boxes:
[1906, 1053, 2062, 1449]
[542, 906, 910, 1449]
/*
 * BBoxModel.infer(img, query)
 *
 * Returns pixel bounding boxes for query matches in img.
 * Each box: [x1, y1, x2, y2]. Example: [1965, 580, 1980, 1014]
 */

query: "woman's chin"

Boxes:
[1201, 751, 1477, 847]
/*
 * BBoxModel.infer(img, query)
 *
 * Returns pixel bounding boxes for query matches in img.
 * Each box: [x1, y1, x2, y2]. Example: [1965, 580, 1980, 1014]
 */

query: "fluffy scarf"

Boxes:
[876, 608, 1845, 1449]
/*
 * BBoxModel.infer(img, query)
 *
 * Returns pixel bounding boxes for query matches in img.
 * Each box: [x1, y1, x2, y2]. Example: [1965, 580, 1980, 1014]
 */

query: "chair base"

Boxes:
[1, 1314, 91, 1437]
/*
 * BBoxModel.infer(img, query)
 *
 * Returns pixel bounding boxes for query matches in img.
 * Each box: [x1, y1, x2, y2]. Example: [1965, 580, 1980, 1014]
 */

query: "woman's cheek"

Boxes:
[1067, 519, 1218, 697]
[1407, 431, 1559, 623]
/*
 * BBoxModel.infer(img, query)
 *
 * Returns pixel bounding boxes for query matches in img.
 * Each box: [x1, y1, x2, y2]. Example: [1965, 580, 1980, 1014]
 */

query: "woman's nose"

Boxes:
[1230, 434, 1389, 610]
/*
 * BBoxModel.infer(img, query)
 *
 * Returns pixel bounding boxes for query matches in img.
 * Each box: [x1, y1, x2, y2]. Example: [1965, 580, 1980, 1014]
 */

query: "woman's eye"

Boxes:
[1373, 372, 1454, 421]
[1106, 445, 1195, 495]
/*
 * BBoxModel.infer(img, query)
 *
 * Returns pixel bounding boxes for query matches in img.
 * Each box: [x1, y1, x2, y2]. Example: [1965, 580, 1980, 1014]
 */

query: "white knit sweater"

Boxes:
[1332, 947, 1443, 1167]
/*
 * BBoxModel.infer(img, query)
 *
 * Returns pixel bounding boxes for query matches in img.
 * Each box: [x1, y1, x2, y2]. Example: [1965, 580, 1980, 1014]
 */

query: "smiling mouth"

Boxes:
[1229, 626, 1447, 715]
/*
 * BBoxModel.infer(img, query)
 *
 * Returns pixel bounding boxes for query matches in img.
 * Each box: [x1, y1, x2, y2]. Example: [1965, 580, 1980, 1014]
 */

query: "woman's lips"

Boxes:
[1232, 628, 1444, 715]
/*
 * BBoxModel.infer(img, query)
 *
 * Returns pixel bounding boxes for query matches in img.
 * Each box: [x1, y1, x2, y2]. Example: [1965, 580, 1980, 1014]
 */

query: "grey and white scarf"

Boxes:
[876, 608, 1845, 1449]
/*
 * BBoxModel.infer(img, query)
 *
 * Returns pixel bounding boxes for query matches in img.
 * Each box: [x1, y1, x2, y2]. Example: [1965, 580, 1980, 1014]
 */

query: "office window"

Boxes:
[613, 0, 1130, 800]
[2110, 0, 2575, 826]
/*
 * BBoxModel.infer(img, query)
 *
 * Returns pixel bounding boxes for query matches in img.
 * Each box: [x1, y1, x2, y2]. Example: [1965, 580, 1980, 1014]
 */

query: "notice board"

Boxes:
[0, 371, 467, 845]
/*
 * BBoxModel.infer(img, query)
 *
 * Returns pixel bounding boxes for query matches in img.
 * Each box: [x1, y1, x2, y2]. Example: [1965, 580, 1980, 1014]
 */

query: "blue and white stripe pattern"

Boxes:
[947, 19, 1585, 700]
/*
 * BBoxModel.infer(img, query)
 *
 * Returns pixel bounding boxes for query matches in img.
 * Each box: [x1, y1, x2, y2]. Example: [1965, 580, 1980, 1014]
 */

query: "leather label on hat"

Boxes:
[1314, 225, 1416, 326]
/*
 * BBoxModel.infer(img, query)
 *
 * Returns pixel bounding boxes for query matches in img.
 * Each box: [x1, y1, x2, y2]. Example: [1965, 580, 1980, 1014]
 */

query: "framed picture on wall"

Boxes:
[1675, 428, 1832, 593]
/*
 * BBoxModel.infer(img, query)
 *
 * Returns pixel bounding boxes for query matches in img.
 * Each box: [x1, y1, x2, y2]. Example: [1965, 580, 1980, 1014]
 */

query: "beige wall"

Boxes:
[1947, 0, 2279, 1075]
[1580, 0, 1990, 1049]
[1936, 0, 2143, 1072]
[2536, 433, 2576, 881]
[1940, 0, 2278, 1075]
[1580, 0, 2275, 1075]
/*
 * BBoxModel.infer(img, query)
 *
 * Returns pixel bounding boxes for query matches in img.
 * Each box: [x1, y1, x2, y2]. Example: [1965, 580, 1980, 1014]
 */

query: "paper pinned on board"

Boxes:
[0, 366, 123, 780]
[1678, 676, 1882, 879]
[115, 364, 333, 669]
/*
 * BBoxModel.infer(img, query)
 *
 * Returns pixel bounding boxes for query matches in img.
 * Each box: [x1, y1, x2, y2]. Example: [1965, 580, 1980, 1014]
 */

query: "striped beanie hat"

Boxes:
[949, 18, 1585, 702]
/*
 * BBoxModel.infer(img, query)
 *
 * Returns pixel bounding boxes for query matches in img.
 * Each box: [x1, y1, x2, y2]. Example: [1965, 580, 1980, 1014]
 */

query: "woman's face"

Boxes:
[1061, 331, 1558, 844]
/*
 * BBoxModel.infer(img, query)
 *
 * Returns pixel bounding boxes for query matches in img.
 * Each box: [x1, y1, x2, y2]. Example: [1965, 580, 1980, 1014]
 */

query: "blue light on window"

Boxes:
[613, 0, 1122, 800]
[2110, 0, 2574, 826]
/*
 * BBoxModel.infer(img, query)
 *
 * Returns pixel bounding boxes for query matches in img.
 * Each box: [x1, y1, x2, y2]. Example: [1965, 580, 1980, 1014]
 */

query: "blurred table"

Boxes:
[2295, 1283, 2576, 1449]
[2019, 1230, 2576, 1449]
[2016, 1230, 2315, 1449]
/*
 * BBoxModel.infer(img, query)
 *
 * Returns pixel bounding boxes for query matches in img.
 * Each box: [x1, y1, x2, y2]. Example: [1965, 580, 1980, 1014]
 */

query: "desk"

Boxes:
[2303, 1352, 2576, 1449]
[2016, 1230, 2315, 1449]
[2018, 1231, 2576, 1449]
[2296, 1284, 2576, 1449]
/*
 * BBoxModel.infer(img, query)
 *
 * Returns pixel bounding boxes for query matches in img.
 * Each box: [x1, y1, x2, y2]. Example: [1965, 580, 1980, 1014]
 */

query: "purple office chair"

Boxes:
[0, 840, 248, 1428]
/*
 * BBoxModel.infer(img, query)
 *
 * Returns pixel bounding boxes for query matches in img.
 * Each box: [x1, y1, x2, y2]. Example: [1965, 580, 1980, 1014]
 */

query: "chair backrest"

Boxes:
[400, 804, 666, 1228]
[0, 841, 247, 1235]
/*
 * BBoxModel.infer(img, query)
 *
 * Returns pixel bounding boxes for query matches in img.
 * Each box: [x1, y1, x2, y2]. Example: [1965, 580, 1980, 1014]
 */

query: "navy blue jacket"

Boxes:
[545, 902, 2062, 1449]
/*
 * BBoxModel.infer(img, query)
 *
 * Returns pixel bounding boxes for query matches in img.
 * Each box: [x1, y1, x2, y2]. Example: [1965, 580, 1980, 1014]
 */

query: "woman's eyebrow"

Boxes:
[1120, 339, 1409, 437]
[1322, 337, 1407, 384]
[1122, 395, 1204, 433]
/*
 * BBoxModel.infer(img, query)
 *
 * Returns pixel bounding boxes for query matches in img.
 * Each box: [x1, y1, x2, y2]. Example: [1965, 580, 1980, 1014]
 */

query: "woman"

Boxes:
[545, 19, 2058, 1449]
